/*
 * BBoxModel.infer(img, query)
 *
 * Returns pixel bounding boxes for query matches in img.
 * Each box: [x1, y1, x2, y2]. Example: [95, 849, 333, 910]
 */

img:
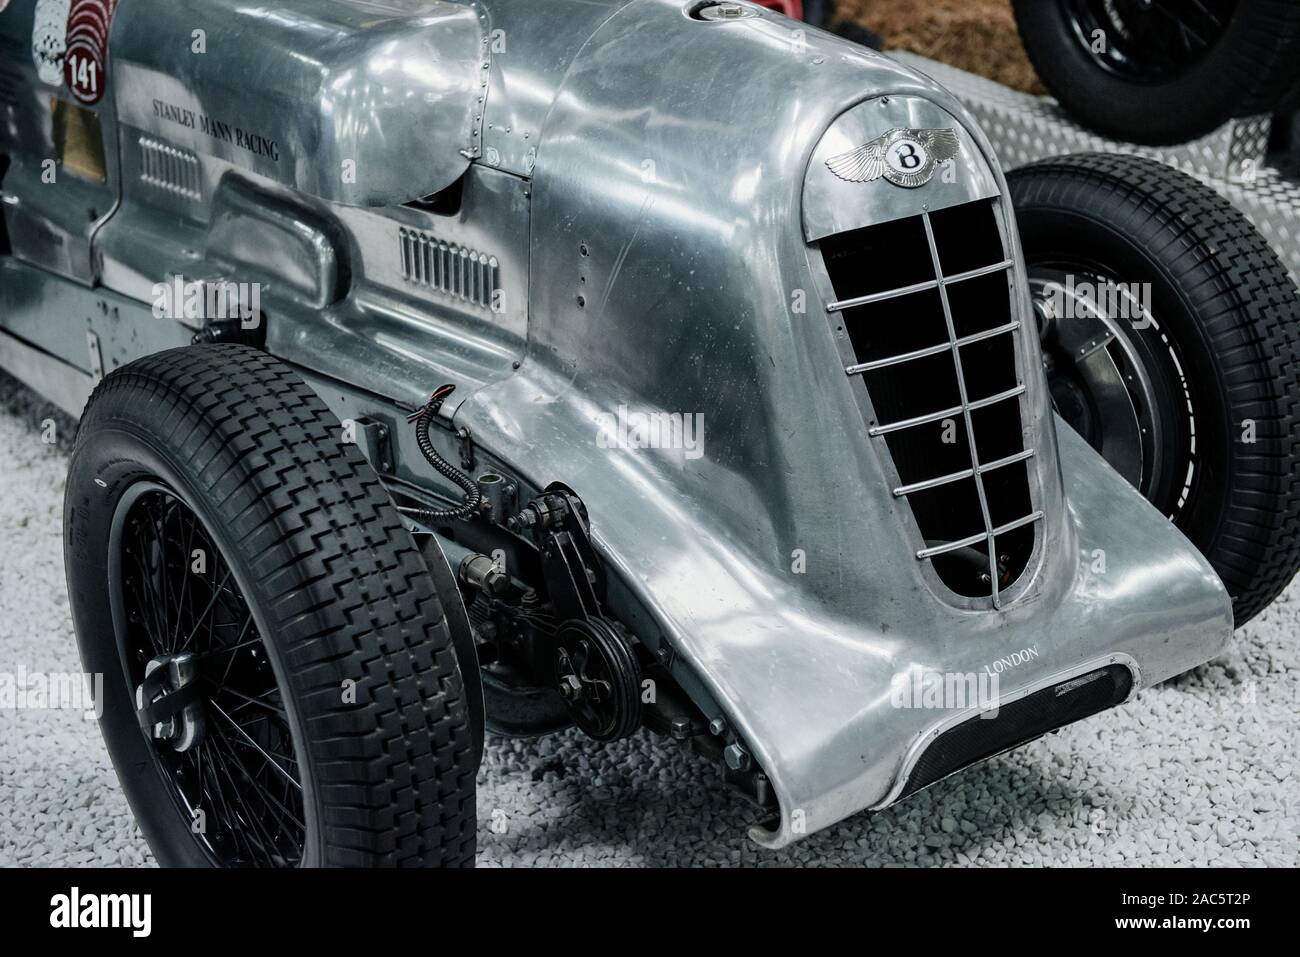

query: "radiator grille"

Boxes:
[398, 227, 500, 310]
[821, 199, 1040, 607]
[138, 136, 202, 200]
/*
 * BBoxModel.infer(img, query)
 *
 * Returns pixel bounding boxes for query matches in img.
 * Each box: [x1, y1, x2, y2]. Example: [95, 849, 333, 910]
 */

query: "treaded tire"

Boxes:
[1012, 0, 1300, 145]
[1010, 154, 1300, 627]
[65, 344, 477, 866]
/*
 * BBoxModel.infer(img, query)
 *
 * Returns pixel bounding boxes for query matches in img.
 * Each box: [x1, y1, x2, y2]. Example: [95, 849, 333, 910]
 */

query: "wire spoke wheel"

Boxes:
[1015, 0, 1300, 145]
[68, 345, 477, 867]
[1064, 0, 1238, 82]
[110, 482, 305, 867]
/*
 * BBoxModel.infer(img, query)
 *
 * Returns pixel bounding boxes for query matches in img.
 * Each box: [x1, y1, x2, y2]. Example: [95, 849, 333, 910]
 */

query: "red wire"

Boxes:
[406, 384, 457, 422]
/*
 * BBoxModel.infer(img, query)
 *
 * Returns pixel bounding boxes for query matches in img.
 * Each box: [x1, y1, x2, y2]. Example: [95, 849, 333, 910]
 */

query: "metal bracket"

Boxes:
[351, 417, 394, 475]
[542, 530, 600, 621]
[512, 487, 605, 622]
[456, 426, 475, 471]
[655, 643, 677, 671]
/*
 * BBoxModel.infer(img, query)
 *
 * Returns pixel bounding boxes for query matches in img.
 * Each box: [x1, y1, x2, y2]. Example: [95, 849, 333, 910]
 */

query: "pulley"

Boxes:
[553, 618, 642, 742]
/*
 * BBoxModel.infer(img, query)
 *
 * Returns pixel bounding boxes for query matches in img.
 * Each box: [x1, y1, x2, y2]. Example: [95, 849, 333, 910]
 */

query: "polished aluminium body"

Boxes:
[0, 0, 1232, 847]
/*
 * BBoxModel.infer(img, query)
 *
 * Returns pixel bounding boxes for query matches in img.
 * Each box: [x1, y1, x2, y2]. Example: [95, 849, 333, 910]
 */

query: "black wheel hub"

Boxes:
[1029, 265, 1196, 517]
[1065, 0, 1237, 82]
[110, 483, 306, 867]
[1046, 365, 1097, 444]
[135, 651, 205, 752]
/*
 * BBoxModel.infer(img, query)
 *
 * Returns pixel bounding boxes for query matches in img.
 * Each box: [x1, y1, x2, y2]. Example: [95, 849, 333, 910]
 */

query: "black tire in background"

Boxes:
[1010, 154, 1300, 628]
[802, 0, 831, 29]
[65, 344, 477, 866]
[1012, 0, 1300, 145]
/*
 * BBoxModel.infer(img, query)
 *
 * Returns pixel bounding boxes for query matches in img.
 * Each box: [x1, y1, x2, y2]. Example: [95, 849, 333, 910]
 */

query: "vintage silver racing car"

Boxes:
[1, 0, 1297, 866]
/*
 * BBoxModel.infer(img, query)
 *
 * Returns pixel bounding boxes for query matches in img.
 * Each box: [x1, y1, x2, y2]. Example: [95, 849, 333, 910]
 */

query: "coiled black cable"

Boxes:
[397, 385, 483, 523]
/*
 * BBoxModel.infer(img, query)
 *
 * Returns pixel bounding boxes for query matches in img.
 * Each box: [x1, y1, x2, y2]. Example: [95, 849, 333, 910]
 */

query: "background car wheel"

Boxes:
[802, 0, 831, 29]
[65, 344, 477, 866]
[1012, 0, 1300, 144]
[1010, 153, 1300, 627]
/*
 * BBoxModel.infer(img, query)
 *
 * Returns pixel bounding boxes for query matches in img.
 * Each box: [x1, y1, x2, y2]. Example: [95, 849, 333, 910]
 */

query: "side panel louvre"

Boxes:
[398, 228, 500, 311]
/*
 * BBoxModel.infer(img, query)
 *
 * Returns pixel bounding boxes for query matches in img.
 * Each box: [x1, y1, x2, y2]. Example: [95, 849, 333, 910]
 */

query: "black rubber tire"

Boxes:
[1010, 154, 1300, 627]
[802, 0, 832, 30]
[1012, 0, 1300, 145]
[65, 344, 477, 866]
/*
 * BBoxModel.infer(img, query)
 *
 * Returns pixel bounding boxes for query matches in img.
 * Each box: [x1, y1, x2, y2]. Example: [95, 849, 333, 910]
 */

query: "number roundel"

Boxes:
[62, 0, 119, 105]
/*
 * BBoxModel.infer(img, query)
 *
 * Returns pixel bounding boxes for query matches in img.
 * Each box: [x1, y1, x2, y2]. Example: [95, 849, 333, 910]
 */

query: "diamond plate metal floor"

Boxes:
[894, 52, 1300, 283]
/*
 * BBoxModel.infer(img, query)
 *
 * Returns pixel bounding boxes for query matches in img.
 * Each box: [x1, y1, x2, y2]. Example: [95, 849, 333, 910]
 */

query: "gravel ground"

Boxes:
[0, 370, 1295, 867]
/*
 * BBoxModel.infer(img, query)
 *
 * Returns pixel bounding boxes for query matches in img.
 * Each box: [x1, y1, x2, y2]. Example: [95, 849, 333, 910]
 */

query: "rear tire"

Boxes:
[1010, 154, 1300, 627]
[65, 344, 477, 866]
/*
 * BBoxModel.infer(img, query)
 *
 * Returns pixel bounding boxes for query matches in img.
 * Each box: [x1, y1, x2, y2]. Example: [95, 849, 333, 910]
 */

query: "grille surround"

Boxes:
[819, 199, 1046, 609]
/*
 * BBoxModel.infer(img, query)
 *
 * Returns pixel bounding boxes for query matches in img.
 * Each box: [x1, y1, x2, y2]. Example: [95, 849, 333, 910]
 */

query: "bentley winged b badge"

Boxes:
[825, 127, 960, 188]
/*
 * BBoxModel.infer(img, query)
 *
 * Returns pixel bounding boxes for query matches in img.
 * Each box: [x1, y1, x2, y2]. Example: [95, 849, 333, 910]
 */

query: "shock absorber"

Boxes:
[398, 385, 483, 523]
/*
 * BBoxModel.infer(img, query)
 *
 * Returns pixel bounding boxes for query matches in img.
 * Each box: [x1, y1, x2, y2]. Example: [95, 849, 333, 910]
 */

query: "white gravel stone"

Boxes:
[1, 370, 1296, 867]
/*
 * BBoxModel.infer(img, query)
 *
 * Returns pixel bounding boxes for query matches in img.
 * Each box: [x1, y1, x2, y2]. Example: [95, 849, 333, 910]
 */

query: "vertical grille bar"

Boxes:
[819, 199, 1043, 607]
[922, 212, 1002, 608]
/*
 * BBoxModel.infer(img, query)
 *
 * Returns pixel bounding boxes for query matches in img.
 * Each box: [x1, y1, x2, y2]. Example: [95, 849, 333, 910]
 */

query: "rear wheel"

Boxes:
[1012, 0, 1300, 144]
[66, 344, 477, 866]
[1010, 154, 1300, 627]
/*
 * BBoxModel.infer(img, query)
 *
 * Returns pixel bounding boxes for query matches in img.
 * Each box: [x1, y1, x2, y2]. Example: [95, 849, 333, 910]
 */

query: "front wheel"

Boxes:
[1010, 154, 1300, 627]
[65, 344, 477, 866]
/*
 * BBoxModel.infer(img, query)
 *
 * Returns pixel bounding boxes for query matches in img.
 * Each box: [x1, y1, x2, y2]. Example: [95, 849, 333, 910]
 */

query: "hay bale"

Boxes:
[836, 0, 1046, 95]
